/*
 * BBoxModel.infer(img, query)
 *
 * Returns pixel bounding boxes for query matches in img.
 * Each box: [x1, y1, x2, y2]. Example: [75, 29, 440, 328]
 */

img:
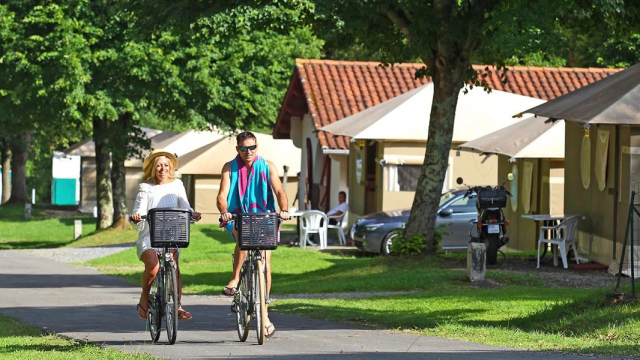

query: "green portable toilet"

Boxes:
[51, 151, 80, 205]
[52, 178, 77, 205]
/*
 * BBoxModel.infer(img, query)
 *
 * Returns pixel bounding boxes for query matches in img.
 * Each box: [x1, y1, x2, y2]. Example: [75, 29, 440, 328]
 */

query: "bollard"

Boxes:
[467, 242, 486, 282]
[74, 220, 82, 239]
[24, 202, 32, 221]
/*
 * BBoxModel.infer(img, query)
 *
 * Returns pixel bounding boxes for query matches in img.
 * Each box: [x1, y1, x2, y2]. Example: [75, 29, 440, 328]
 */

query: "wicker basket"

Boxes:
[149, 208, 191, 248]
[236, 213, 279, 250]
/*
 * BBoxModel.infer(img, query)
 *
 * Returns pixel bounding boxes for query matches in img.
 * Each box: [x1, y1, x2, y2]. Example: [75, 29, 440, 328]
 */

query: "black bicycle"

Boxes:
[133, 208, 196, 344]
[224, 213, 281, 345]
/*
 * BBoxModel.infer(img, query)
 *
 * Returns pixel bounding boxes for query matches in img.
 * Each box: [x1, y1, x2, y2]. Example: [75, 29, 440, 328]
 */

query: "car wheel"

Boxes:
[381, 232, 396, 255]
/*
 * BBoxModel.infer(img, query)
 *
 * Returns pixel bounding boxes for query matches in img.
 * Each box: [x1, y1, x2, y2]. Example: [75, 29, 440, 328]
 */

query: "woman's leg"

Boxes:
[138, 249, 159, 318]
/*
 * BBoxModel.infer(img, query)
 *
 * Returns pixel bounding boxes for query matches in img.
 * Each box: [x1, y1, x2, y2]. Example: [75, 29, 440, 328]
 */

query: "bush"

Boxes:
[390, 224, 449, 255]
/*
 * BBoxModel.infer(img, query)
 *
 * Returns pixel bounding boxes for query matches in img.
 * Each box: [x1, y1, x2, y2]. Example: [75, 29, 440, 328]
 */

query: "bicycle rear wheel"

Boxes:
[254, 260, 267, 345]
[165, 262, 179, 345]
[148, 268, 162, 343]
[235, 268, 250, 342]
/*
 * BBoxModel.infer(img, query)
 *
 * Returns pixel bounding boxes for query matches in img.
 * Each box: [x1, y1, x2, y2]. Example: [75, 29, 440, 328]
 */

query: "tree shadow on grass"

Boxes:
[0, 240, 71, 249]
[200, 227, 236, 245]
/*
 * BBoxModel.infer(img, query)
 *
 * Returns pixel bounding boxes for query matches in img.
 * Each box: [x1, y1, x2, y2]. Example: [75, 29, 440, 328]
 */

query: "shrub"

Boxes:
[390, 223, 449, 255]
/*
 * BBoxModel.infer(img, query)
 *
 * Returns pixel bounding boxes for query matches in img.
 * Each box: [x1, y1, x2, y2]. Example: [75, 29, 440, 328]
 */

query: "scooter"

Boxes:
[456, 173, 514, 265]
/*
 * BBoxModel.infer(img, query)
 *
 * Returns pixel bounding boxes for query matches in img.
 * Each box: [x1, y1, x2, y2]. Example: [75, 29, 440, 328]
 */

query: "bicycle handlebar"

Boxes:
[219, 212, 289, 222]
[129, 214, 200, 223]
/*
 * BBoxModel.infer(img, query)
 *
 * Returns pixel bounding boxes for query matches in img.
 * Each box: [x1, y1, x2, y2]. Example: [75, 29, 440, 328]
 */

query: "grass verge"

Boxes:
[271, 287, 640, 357]
[0, 315, 153, 359]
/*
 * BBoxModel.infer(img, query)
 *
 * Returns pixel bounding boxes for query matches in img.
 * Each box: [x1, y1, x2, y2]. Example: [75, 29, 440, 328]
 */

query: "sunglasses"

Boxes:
[238, 145, 257, 152]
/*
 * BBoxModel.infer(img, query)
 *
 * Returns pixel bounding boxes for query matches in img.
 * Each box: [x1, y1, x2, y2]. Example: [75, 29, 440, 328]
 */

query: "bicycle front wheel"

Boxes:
[235, 268, 250, 342]
[148, 269, 162, 343]
[165, 262, 179, 344]
[254, 260, 267, 345]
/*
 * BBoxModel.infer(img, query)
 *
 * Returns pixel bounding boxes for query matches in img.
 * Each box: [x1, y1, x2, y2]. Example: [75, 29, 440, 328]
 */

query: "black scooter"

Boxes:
[456, 174, 513, 265]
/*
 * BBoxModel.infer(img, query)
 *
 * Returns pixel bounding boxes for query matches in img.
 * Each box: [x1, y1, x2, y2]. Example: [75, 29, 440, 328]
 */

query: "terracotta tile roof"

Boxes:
[273, 59, 623, 150]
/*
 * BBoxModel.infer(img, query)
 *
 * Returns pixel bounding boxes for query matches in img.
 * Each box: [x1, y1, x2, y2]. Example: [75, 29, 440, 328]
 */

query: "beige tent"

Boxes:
[178, 132, 302, 224]
[459, 116, 566, 251]
[64, 127, 170, 213]
[518, 63, 640, 269]
[320, 83, 546, 141]
[520, 64, 635, 124]
[459, 116, 564, 160]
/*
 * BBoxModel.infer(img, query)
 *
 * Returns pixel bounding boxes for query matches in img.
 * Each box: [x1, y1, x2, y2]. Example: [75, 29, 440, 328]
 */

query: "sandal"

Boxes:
[265, 324, 276, 338]
[137, 303, 148, 320]
[222, 286, 237, 297]
[178, 309, 192, 320]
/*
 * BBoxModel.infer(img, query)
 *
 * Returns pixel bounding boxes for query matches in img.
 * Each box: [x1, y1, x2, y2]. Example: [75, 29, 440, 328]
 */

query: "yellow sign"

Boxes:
[357, 139, 365, 148]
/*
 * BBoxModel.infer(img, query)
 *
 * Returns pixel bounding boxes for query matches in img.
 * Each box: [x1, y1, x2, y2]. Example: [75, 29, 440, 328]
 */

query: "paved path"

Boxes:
[0, 250, 629, 359]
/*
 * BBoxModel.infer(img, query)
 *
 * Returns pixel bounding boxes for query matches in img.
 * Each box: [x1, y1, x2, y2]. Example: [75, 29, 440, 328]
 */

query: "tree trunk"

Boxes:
[8, 131, 31, 204]
[110, 113, 132, 229]
[403, 57, 468, 254]
[93, 116, 113, 229]
[1, 140, 10, 204]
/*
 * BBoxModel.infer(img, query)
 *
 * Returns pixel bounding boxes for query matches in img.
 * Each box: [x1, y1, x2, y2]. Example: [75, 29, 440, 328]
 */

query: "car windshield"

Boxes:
[439, 191, 457, 206]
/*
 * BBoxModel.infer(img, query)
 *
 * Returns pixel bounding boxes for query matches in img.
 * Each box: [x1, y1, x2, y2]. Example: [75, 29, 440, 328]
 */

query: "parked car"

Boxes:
[351, 189, 477, 255]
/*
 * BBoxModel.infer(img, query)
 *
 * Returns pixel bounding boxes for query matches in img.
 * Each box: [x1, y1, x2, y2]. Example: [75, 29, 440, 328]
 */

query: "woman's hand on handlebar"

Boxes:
[131, 213, 143, 224]
[191, 211, 202, 221]
[279, 210, 290, 220]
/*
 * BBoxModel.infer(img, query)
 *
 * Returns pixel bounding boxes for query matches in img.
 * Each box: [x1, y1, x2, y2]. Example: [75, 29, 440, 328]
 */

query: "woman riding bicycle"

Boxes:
[131, 150, 201, 321]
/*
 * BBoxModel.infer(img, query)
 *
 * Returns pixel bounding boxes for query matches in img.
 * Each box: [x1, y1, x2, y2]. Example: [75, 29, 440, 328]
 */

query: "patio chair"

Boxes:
[327, 212, 347, 245]
[299, 210, 328, 249]
[537, 216, 581, 269]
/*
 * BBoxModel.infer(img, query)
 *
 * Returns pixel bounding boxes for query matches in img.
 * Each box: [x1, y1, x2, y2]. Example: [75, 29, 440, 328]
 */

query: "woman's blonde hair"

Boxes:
[141, 155, 175, 184]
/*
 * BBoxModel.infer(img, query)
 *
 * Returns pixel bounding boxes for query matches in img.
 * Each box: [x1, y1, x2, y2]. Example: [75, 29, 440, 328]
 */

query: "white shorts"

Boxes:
[136, 236, 181, 260]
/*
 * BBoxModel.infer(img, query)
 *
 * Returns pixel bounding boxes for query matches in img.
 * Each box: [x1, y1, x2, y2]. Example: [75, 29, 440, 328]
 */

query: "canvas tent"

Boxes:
[519, 63, 639, 267]
[178, 132, 301, 224]
[320, 83, 546, 142]
[458, 116, 566, 251]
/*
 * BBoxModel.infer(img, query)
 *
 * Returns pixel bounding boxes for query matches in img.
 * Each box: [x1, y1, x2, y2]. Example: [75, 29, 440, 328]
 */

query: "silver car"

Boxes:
[351, 189, 477, 255]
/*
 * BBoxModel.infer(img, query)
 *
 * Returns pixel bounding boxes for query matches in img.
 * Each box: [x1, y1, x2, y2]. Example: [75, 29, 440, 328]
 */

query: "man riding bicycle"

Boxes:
[217, 131, 290, 339]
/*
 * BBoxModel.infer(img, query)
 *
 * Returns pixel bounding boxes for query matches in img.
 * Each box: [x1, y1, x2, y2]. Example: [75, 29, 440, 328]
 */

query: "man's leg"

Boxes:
[263, 249, 275, 336]
[225, 226, 247, 294]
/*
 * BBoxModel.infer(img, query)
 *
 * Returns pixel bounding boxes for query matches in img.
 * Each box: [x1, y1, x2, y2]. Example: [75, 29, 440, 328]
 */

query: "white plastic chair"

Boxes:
[327, 212, 347, 245]
[537, 216, 581, 269]
[299, 210, 328, 249]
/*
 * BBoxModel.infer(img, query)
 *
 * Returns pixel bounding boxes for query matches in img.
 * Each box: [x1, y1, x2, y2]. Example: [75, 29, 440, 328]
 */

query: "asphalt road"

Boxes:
[0, 250, 628, 359]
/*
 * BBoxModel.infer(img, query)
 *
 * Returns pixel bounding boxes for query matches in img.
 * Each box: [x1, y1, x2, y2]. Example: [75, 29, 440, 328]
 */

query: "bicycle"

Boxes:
[132, 207, 196, 344]
[224, 212, 281, 345]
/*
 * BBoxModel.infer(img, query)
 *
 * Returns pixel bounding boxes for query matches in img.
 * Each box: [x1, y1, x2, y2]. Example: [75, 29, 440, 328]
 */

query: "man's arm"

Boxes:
[267, 161, 288, 211]
[217, 161, 232, 214]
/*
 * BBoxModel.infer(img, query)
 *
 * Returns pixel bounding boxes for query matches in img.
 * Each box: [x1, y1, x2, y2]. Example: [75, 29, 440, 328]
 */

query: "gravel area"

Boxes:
[23, 244, 133, 263]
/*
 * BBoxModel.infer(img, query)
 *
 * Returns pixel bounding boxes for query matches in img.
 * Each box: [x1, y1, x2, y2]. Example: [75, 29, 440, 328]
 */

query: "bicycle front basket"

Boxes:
[236, 213, 279, 250]
[148, 207, 191, 248]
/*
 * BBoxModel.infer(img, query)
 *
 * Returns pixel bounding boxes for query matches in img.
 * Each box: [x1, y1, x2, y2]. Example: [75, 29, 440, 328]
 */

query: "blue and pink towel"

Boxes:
[222, 155, 276, 238]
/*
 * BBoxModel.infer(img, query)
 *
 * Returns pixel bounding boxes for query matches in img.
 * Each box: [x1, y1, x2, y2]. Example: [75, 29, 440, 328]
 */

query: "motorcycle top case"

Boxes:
[477, 188, 507, 209]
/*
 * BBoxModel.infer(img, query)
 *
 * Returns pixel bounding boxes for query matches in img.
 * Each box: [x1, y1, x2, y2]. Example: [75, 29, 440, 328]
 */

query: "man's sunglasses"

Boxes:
[238, 145, 257, 152]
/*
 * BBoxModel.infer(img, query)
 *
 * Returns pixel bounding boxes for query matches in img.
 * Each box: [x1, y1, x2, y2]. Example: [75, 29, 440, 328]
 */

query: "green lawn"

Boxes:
[0, 315, 154, 359]
[0, 205, 94, 249]
[272, 288, 640, 356]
